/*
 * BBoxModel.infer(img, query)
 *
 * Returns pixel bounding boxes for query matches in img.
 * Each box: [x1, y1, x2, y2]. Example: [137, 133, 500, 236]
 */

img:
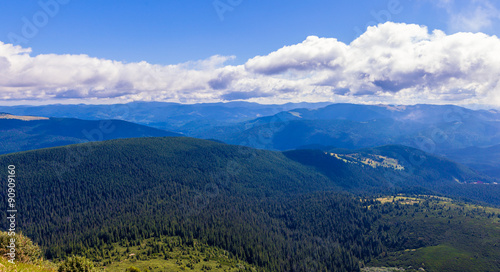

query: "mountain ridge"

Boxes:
[0, 116, 181, 155]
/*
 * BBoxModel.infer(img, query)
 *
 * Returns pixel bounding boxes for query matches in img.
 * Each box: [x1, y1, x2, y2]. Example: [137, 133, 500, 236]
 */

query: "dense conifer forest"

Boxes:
[1, 137, 499, 271]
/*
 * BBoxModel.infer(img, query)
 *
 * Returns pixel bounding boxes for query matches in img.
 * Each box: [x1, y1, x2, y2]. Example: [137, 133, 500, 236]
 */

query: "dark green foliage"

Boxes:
[1, 137, 500, 271]
[58, 255, 96, 272]
[125, 266, 141, 272]
[0, 232, 42, 264]
[0, 137, 356, 271]
[284, 145, 500, 206]
[368, 196, 500, 271]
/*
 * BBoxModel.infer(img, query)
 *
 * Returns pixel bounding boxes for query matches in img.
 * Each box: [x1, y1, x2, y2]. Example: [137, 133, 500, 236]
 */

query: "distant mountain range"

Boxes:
[1, 102, 500, 178]
[0, 101, 332, 134]
[194, 103, 500, 177]
[0, 114, 181, 154]
[198, 103, 500, 150]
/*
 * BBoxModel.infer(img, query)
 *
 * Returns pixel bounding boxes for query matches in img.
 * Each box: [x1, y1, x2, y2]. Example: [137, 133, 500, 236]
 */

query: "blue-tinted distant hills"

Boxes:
[442, 144, 500, 178]
[0, 101, 332, 134]
[198, 103, 500, 150]
[1, 102, 500, 178]
[0, 115, 181, 155]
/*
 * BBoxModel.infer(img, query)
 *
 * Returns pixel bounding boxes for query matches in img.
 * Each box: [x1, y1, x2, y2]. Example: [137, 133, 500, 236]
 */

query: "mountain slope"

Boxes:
[198, 103, 500, 154]
[1, 137, 499, 271]
[0, 137, 357, 271]
[0, 115, 181, 154]
[284, 145, 500, 205]
[441, 144, 500, 177]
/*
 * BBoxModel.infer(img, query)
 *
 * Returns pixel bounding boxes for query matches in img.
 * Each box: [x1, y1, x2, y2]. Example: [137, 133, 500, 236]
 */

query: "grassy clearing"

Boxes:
[372, 244, 486, 272]
[98, 237, 257, 272]
[376, 195, 500, 223]
[361, 267, 405, 272]
[0, 257, 56, 272]
[0, 235, 256, 272]
[327, 152, 405, 170]
[370, 195, 500, 271]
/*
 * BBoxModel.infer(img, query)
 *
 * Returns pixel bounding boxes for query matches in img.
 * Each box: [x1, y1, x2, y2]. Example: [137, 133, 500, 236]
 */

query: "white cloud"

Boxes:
[0, 42, 234, 102]
[430, 0, 500, 33]
[242, 22, 500, 107]
[245, 36, 348, 75]
[449, 4, 497, 32]
[1, 22, 500, 107]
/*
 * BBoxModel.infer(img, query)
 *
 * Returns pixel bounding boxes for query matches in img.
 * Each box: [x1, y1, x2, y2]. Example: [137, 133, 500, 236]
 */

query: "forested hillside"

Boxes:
[284, 145, 500, 206]
[1, 137, 500, 271]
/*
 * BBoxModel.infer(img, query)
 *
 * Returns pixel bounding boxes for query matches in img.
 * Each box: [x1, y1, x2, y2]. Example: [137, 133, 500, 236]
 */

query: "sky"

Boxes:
[0, 0, 500, 107]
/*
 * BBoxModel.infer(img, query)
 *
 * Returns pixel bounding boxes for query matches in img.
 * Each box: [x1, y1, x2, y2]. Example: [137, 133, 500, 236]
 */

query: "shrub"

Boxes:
[125, 266, 141, 272]
[58, 255, 96, 272]
[0, 231, 42, 263]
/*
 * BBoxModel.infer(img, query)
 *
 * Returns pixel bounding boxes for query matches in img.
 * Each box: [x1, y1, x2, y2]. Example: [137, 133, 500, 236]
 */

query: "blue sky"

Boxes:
[0, 0, 500, 107]
[0, 0, 484, 65]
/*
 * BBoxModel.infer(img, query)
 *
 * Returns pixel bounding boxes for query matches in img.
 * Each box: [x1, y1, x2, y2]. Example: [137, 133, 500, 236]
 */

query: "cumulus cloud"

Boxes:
[244, 22, 500, 106]
[1, 22, 500, 107]
[0, 42, 238, 102]
[245, 36, 348, 75]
